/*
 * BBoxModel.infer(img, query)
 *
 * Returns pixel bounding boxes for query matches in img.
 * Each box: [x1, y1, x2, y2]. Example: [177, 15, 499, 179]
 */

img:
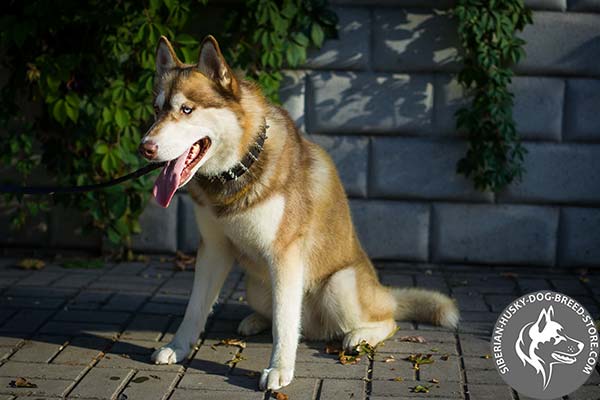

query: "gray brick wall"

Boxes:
[3, 1, 600, 268]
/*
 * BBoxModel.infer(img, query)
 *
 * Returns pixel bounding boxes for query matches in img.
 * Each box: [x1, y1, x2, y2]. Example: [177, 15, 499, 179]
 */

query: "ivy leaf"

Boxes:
[114, 109, 130, 129]
[311, 23, 325, 48]
[95, 143, 109, 155]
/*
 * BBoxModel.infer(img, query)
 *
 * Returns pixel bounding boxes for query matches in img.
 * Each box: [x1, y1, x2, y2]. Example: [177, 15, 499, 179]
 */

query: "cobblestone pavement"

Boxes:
[0, 257, 598, 400]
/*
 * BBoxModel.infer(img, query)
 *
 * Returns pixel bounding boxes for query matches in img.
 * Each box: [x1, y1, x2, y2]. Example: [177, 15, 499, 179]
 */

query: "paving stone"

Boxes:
[5, 287, 76, 298]
[568, 384, 600, 400]
[52, 310, 131, 325]
[559, 207, 600, 267]
[121, 371, 179, 400]
[177, 373, 258, 391]
[0, 296, 65, 310]
[305, 6, 370, 70]
[96, 353, 183, 372]
[141, 302, 186, 316]
[0, 376, 72, 397]
[176, 194, 201, 254]
[68, 367, 134, 399]
[121, 314, 171, 341]
[372, 9, 459, 72]
[102, 292, 149, 312]
[109, 339, 164, 356]
[51, 273, 98, 288]
[500, 143, 600, 205]
[462, 356, 496, 371]
[308, 134, 369, 197]
[517, 11, 600, 77]
[371, 379, 463, 398]
[370, 137, 492, 202]
[295, 359, 368, 380]
[465, 369, 505, 385]
[350, 200, 429, 261]
[454, 294, 489, 312]
[89, 276, 163, 293]
[159, 279, 193, 295]
[39, 322, 120, 338]
[371, 353, 416, 381]
[320, 379, 365, 399]
[0, 361, 86, 380]
[484, 295, 515, 313]
[377, 340, 458, 356]
[516, 278, 552, 293]
[307, 72, 434, 135]
[466, 384, 513, 400]
[68, 291, 112, 310]
[432, 203, 558, 266]
[459, 334, 492, 357]
[0, 310, 53, 333]
[52, 336, 111, 365]
[15, 272, 65, 287]
[418, 355, 461, 382]
[9, 335, 67, 363]
[132, 198, 178, 253]
[169, 389, 264, 400]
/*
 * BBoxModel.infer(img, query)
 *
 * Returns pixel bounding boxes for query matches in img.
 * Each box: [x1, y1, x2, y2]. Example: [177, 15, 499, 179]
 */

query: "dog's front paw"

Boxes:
[259, 366, 294, 391]
[151, 343, 189, 364]
[238, 313, 270, 336]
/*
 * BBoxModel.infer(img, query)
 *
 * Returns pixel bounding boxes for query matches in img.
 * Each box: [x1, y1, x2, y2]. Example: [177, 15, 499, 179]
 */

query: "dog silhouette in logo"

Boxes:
[515, 306, 584, 389]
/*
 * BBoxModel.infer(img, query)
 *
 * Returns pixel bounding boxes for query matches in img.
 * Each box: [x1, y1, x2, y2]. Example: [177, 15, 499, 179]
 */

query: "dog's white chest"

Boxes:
[220, 194, 285, 259]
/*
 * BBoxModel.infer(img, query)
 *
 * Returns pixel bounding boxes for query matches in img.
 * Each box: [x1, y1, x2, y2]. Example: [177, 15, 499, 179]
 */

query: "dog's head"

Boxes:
[139, 35, 254, 207]
[515, 306, 584, 389]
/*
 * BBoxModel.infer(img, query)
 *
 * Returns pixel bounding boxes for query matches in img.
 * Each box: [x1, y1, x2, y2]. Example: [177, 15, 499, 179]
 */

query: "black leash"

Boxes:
[0, 162, 165, 195]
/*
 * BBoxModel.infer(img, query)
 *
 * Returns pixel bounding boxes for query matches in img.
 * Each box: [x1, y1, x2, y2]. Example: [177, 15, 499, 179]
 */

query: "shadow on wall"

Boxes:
[307, 9, 461, 136]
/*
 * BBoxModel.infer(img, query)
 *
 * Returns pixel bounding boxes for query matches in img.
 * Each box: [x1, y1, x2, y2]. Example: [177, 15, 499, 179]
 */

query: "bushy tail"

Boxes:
[391, 288, 459, 329]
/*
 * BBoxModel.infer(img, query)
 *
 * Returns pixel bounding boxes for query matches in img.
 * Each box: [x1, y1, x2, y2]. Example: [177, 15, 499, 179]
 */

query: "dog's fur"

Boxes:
[515, 306, 583, 389]
[142, 35, 459, 390]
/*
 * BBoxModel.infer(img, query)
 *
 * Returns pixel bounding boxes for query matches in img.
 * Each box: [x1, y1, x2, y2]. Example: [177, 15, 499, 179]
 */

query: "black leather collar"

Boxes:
[207, 121, 269, 184]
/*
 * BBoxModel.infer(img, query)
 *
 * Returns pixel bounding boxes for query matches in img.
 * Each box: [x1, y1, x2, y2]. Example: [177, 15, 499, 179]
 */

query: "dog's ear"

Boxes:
[156, 36, 181, 76]
[535, 307, 552, 333]
[197, 35, 239, 98]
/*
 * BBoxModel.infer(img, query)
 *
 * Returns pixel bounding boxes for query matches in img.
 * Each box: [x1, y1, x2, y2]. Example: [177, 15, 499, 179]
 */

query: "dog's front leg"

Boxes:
[259, 244, 304, 390]
[152, 210, 233, 364]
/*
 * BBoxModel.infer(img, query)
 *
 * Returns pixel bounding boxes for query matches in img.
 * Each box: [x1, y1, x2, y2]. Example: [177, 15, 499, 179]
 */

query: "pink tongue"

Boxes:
[152, 150, 190, 208]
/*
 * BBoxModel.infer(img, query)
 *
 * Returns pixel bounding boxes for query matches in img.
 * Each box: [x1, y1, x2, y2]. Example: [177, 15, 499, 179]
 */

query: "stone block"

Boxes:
[121, 371, 179, 400]
[517, 11, 600, 77]
[372, 9, 459, 72]
[370, 137, 492, 201]
[432, 74, 467, 136]
[525, 0, 566, 10]
[559, 207, 600, 267]
[68, 367, 134, 399]
[307, 72, 434, 135]
[499, 143, 600, 205]
[331, 0, 455, 7]
[305, 7, 370, 70]
[0, 203, 48, 247]
[48, 206, 102, 249]
[564, 78, 600, 141]
[432, 203, 558, 266]
[280, 70, 307, 132]
[568, 0, 600, 11]
[177, 194, 200, 254]
[467, 384, 514, 400]
[308, 134, 368, 197]
[132, 196, 178, 253]
[511, 76, 564, 141]
[350, 199, 430, 261]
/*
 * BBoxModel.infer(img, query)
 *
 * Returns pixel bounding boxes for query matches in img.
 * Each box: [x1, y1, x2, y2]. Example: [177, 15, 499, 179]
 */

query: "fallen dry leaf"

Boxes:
[339, 351, 361, 365]
[384, 355, 396, 363]
[397, 335, 427, 343]
[226, 354, 246, 367]
[17, 258, 45, 270]
[393, 376, 404, 382]
[324, 344, 342, 354]
[430, 378, 440, 384]
[356, 340, 376, 360]
[411, 384, 431, 393]
[217, 338, 247, 349]
[482, 354, 492, 359]
[132, 376, 149, 383]
[174, 251, 195, 271]
[440, 354, 450, 361]
[9, 377, 38, 388]
[407, 353, 434, 370]
[272, 391, 289, 400]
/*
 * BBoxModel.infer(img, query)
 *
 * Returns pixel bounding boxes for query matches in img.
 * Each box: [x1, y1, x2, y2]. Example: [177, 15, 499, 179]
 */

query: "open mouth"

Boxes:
[551, 351, 577, 364]
[153, 137, 211, 208]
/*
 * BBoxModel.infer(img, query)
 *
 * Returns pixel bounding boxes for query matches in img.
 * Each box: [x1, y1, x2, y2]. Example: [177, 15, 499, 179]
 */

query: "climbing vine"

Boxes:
[453, 0, 533, 192]
[0, 0, 336, 250]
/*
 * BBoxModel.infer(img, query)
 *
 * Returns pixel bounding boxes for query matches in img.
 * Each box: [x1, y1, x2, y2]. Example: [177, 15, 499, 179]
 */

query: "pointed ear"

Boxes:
[156, 36, 181, 76]
[535, 308, 550, 333]
[197, 35, 239, 97]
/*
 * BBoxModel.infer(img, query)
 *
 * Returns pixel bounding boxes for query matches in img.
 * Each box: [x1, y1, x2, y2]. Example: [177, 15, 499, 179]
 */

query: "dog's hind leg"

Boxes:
[152, 205, 234, 364]
[238, 276, 271, 336]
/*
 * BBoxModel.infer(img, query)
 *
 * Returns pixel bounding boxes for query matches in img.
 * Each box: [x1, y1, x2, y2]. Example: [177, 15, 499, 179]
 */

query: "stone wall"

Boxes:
[3, 0, 600, 268]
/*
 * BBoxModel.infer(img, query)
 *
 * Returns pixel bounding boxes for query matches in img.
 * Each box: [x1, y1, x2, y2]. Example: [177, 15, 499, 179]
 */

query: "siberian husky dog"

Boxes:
[139, 35, 459, 391]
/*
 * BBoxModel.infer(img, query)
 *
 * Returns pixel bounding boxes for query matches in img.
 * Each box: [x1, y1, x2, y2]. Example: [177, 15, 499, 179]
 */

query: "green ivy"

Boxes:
[0, 0, 336, 251]
[453, 0, 532, 192]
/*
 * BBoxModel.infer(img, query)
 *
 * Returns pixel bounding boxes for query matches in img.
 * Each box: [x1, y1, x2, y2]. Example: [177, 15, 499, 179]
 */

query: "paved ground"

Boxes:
[0, 256, 598, 400]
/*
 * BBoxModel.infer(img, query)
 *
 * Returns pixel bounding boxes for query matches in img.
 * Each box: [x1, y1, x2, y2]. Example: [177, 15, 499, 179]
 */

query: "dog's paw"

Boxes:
[151, 343, 189, 364]
[238, 313, 270, 336]
[259, 366, 294, 391]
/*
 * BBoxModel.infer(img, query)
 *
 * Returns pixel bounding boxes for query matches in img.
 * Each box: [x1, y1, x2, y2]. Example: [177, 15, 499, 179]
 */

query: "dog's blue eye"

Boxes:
[181, 105, 193, 115]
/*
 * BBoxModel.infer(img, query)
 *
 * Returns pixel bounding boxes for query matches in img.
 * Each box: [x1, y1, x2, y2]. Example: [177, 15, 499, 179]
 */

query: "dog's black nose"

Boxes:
[139, 141, 158, 160]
